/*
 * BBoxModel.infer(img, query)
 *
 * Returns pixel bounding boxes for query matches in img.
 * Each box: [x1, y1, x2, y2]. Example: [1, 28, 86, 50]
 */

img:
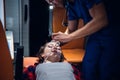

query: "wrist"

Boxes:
[68, 33, 74, 41]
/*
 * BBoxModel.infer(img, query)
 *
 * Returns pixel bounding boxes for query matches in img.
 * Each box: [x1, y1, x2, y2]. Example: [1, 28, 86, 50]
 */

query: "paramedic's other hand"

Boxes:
[52, 31, 71, 44]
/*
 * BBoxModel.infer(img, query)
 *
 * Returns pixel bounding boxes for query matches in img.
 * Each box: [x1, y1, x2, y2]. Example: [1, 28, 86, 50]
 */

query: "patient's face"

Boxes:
[42, 41, 62, 62]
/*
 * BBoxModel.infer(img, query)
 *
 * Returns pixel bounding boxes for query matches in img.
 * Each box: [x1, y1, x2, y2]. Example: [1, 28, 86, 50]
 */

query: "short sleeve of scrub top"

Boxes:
[83, 0, 102, 9]
[67, 0, 102, 23]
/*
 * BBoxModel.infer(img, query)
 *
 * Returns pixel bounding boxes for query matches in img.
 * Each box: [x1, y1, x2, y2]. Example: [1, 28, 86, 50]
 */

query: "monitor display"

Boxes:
[0, 0, 5, 28]
[6, 31, 14, 59]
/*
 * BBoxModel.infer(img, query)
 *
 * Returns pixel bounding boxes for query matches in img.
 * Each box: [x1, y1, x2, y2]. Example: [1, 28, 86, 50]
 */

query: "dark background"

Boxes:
[29, 0, 49, 56]
[28, 0, 120, 57]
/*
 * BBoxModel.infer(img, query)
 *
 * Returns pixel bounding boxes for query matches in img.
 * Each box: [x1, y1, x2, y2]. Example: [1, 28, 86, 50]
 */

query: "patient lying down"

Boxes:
[23, 40, 81, 80]
[36, 40, 76, 80]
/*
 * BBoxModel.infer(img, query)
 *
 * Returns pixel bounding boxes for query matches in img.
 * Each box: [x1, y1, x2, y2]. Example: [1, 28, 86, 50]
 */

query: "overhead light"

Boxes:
[49, 5, 54, 10]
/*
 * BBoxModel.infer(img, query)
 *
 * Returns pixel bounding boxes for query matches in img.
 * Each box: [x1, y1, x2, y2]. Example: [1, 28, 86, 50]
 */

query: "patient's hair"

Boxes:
[36, 42, 66, 63]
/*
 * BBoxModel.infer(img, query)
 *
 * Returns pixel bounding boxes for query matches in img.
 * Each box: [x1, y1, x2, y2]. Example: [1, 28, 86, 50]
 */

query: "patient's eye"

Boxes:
[47, 44, 53, 48]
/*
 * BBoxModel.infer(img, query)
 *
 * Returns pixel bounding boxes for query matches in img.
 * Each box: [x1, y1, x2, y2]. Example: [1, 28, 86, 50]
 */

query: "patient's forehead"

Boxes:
[46, 41, 60, 46]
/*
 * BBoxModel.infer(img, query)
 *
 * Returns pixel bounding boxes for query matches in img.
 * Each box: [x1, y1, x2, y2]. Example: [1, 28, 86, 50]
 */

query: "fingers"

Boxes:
[52, 32, 63, 40]
[51, 31, 69, 45]
[52, 32, 61, 36]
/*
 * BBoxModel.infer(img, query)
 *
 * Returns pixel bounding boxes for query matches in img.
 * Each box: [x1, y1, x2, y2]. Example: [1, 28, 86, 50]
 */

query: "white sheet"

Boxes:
[35, 62, 76, 80]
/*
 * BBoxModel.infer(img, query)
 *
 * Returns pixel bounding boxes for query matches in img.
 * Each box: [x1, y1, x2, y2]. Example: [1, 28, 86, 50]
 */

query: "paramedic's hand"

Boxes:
[52, 31, 71, 44]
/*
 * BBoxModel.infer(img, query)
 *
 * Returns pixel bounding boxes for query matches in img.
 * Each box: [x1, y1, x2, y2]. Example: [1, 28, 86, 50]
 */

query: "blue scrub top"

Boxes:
[66, 0, 102, 23]
[66, 0, 113, 39]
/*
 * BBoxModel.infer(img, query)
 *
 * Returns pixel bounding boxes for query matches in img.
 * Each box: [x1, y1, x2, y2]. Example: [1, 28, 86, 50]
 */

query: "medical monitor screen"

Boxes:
[6, 31, 14, 59]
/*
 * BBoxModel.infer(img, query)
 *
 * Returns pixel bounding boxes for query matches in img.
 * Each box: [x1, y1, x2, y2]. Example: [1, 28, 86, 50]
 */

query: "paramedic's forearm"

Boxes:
[69, 3, 108, 40]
